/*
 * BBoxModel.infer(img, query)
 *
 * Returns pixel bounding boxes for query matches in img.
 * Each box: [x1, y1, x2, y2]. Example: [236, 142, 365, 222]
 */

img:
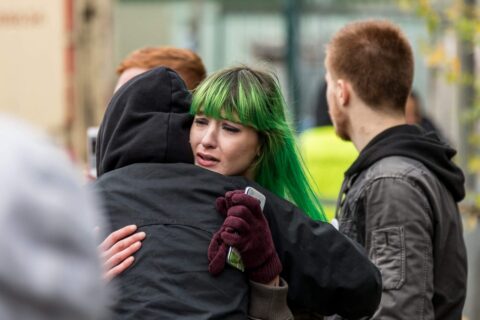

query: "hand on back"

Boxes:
[99, 225, 146, 281]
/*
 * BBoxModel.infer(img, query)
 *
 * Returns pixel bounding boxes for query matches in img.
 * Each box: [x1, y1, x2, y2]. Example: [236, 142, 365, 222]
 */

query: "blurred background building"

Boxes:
[0, 1, 479, 317]
[0, 0, 460, 164]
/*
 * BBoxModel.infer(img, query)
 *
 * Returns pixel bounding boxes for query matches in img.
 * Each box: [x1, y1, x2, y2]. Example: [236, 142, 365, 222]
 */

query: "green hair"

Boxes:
[191, 66, 326, 221]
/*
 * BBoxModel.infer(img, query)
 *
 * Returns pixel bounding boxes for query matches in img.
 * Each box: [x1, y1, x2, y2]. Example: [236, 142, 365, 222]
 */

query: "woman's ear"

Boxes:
[336, 79, 350, 106]
[256, 133, 266, 158]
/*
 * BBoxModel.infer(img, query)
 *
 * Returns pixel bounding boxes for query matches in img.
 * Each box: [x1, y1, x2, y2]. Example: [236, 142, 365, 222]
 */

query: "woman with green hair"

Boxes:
[99, 65, 381, 319]
[189, 66, 325, 222]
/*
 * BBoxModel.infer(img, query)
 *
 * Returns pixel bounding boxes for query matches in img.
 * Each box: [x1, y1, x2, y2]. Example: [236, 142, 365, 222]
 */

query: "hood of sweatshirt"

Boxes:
[96, 67, 194, 177]
[345, 124, 465, 202]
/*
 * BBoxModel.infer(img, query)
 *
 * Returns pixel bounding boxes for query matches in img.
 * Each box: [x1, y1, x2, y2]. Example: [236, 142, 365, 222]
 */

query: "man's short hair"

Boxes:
[327, 20, 414, 114]
[117, 46, 207, 90]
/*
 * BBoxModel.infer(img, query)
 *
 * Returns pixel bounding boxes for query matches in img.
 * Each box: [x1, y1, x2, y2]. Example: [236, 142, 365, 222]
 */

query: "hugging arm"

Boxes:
[261, 192, 382, 318]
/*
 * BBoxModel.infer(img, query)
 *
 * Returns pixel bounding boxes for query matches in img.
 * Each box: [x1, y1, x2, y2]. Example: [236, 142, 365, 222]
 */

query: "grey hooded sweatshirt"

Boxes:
[0, 116, 107, 320]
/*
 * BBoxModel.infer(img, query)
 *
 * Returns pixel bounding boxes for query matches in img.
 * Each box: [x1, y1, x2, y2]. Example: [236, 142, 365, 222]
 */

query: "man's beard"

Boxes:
[334, 121, 350, 141]
[330, 109, 351, 141]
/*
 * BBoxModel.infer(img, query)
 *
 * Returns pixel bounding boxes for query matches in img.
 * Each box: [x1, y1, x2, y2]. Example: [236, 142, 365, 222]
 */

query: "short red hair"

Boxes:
[327, 20, 414, 114]
[117, 46, 206, 90]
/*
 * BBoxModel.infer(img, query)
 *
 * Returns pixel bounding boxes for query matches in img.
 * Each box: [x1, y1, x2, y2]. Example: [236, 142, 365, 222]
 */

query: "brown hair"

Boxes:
[326, 20, 414, 114]
[117, 46, 207, 90]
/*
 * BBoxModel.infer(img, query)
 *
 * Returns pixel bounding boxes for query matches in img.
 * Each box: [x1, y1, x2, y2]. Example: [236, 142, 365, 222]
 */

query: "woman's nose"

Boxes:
[200, 125, 218, 148]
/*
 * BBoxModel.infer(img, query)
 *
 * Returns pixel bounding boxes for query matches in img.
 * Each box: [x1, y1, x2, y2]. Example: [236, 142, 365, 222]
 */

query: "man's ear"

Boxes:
[336, 79, 350, 106]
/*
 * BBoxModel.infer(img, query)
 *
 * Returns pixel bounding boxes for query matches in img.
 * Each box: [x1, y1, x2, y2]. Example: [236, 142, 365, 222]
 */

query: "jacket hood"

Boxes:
[345, 124, 465, 201]
[96, 67, 194, 177]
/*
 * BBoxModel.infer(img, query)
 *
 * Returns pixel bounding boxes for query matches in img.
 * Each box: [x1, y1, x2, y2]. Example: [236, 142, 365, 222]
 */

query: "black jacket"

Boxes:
[96, 164, 251, 319]
[94, 67, 382, 319]
[335, 125, 467, 319]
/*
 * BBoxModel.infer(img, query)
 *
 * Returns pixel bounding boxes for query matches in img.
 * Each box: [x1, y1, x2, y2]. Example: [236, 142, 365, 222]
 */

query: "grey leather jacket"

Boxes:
[336, 155, 467, 319]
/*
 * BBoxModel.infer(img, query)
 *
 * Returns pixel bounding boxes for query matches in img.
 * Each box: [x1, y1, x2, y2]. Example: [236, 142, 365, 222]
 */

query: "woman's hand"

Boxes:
[99, 225, 146, 281]
[208, 190, 282, 284]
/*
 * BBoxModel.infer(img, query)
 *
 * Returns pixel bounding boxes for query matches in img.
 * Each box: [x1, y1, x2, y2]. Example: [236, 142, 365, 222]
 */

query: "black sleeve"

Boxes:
[263, 198, 382, 318]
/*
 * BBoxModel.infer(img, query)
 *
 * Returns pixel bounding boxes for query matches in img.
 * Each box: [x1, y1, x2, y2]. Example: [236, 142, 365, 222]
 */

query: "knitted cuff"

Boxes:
[248, 278, 293, 320]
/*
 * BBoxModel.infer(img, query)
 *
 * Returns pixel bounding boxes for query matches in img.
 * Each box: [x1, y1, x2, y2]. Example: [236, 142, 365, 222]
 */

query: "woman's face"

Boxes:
[189, 114, 260, 179]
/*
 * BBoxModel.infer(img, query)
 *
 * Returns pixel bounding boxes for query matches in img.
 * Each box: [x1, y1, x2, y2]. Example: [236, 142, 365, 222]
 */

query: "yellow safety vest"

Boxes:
[299, 126, 358, 221]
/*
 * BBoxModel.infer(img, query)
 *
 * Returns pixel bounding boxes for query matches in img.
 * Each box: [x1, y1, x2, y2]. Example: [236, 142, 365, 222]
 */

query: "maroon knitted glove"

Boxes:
[209, 190, 282, 284]
[207, 229, 229, 276]
[208, 190, 246, 276]
[207, 205, 229, 276]
[215, 190, 244, 216]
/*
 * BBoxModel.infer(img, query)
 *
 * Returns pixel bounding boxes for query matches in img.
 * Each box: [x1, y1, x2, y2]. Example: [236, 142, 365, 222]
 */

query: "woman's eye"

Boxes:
[222, 124, 240, 133]
[194, 118, 208, 126]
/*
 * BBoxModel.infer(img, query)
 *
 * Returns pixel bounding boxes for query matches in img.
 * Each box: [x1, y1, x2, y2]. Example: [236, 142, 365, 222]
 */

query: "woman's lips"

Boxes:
[196, 152, 219, 167]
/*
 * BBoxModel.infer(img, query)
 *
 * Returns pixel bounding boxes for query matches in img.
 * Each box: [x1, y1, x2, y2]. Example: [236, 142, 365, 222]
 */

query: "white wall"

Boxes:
[0, 0, 66, 132]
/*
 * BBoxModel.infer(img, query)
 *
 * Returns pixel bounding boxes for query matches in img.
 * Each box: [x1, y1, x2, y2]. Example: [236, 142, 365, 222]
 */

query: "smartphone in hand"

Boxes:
[244, 186, 266, 210]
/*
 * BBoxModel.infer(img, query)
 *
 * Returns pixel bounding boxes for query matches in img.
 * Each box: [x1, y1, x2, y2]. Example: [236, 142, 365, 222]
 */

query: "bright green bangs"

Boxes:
[190, 66, 286, 132]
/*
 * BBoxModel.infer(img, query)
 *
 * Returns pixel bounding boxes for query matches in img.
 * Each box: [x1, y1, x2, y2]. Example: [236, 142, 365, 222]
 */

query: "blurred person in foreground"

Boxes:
[325, 20, 467, 319]
[299, 82, 357, 221]
[0, 116, 108, 320]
